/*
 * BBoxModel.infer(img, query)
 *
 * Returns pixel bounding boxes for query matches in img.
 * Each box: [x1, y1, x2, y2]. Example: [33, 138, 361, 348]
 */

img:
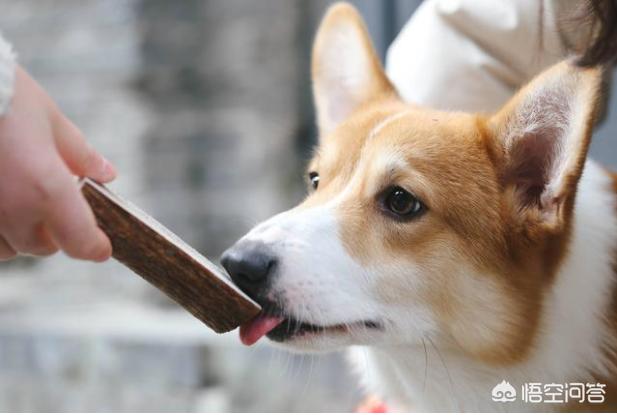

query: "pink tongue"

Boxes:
[239, 314, 285, 346]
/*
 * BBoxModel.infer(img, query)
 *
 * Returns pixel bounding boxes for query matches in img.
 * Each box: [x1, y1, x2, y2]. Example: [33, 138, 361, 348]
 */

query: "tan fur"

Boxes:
[220, 3, 617, 410]
[303, 3, 614, 408]
[215, 3, 617, 411]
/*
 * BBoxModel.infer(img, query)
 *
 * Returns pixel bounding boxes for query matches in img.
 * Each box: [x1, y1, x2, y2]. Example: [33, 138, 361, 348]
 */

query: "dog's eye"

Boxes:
[308, 171, 320, 190]
[382, 186, 425, 219]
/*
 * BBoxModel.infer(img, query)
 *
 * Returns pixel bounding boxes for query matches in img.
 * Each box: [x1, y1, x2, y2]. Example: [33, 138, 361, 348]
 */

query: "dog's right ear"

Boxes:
[312, 3, 395, 135]
[489, 62, 602, 234]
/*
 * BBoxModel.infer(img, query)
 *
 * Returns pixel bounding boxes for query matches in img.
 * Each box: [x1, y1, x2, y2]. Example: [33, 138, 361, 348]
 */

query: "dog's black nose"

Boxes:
[221, 241, 276, 298]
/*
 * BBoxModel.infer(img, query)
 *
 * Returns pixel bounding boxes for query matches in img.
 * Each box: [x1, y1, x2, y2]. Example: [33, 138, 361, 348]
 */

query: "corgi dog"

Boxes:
[221, 3, 617, 411]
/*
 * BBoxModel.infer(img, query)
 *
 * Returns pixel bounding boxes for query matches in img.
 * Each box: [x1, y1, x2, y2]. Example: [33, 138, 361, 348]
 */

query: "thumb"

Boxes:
[52, 112, 116, 182]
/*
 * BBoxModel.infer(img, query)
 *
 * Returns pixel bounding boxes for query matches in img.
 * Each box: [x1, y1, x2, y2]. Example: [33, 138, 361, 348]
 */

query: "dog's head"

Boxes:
[222, 3, 602, 363]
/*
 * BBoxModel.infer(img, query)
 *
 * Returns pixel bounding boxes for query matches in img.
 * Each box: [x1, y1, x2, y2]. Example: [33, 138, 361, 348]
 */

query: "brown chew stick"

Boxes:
[79, 178, 261, 333]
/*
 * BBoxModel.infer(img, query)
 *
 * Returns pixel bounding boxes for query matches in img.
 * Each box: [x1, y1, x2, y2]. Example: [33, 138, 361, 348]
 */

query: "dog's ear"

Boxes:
[312, 3, 395, 135]
[489, 61, 602, 232]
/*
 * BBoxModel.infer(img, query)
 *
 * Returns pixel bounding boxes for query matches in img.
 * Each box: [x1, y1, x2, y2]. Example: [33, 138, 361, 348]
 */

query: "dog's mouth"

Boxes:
[239, 312, 382, 346]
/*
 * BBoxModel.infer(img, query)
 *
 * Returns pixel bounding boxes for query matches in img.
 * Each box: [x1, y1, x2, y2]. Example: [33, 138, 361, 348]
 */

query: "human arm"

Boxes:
[0, 36, 116, 262]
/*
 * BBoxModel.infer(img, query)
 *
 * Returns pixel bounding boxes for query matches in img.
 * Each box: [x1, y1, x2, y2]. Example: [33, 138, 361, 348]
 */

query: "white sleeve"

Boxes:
[386, 0, 568, 113]
[0, 34, 16, 115]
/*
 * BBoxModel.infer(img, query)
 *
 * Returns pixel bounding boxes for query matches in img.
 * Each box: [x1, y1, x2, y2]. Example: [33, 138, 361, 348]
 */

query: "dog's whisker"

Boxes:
[300, 353, 316, 398]
[421, 336, 429, 392]
[427, 336, 459, 411]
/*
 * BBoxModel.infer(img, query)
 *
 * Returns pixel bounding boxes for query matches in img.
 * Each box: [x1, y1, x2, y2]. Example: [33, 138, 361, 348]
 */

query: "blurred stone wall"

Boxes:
[5, 0, 617, 411]
[0, 0, 363, 411]
[135, 0, 312, 257]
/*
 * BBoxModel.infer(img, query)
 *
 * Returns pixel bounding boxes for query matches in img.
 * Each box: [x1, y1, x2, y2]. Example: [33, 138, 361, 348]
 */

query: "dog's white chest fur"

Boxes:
[349, 160, 617, 411]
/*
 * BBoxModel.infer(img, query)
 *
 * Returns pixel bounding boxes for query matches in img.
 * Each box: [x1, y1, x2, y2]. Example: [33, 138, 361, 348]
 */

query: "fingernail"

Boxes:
[102, 158, 117, 181]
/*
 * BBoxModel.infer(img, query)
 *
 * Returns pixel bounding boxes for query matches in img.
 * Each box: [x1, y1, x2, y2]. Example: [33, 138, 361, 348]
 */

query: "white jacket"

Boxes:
[0, 35, 15, 115]
[386, 0, 586, 112]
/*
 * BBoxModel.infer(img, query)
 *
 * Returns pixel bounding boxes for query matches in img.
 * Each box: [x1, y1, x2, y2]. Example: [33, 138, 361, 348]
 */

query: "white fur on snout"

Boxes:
[240, 206, 380, 331]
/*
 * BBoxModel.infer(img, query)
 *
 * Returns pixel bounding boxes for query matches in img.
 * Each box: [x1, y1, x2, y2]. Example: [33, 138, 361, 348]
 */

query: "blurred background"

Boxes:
[1, 0, 617, 412]
[0, 0, 421, 411]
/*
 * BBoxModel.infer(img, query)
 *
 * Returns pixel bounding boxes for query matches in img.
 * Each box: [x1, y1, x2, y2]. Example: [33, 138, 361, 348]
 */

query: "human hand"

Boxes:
[0, 66, 116, 262]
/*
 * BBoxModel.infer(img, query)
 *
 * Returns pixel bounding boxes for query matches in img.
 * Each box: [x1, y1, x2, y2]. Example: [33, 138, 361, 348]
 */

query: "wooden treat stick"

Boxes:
[79, 178, 261, 333]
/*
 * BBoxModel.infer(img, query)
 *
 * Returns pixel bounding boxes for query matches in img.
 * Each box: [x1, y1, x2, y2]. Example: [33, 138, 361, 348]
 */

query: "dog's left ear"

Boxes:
[489, 61, 603, 231]
[312, 3, 396, 135]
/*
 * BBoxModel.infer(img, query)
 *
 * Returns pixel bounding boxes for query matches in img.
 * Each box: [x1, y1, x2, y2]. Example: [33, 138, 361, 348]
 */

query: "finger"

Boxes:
[0, 235, 16, 261]
[0, 194, 56, 256]
[44, 171, 112, 262]
[51, 113, 116, 183]
[29, 224, 59, 256]
[7, 223, 58, 257]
